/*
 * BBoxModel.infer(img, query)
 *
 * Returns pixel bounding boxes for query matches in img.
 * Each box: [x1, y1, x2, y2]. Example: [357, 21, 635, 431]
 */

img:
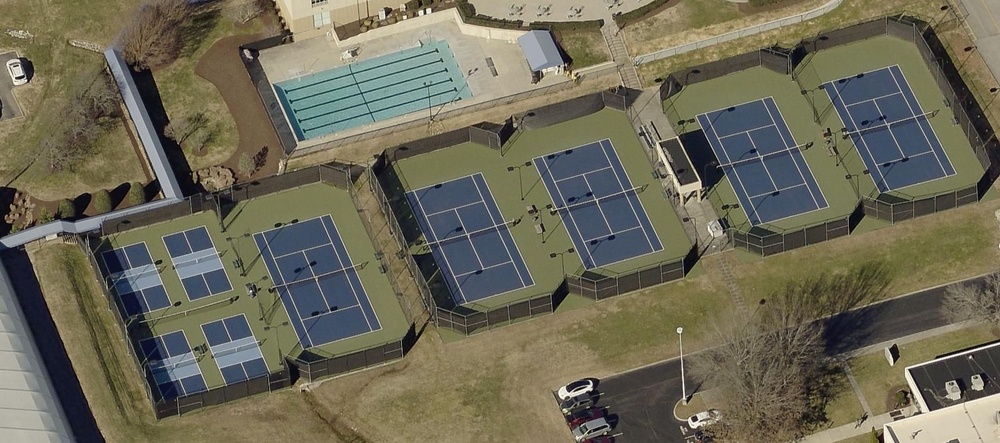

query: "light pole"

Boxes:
[548, 248, 576, 275]
[677, 326, 687, 405]
[507, 161, 533, 200]
[423, 81, 433, 125]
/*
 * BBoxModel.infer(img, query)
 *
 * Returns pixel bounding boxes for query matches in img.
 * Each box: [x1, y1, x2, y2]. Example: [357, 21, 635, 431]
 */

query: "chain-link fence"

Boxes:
[728, 204, 864, 256]
[288, 325, 416, 382]
[566, 246, 695, 300]
[288, 65, 620, 158]
[74, 234, 294, 419]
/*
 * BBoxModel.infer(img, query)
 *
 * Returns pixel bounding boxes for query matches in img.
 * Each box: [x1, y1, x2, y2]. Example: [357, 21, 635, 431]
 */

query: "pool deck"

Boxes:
[259, 11, 582, 149]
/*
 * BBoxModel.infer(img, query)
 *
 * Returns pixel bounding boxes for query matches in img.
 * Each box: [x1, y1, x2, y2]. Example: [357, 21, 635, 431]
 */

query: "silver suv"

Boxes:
[571, 417, 611, 442]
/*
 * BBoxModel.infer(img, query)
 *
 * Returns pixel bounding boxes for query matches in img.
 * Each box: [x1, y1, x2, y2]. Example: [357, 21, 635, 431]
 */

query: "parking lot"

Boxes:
[596, 359, 703, 443]
[0, 51, 25, 122]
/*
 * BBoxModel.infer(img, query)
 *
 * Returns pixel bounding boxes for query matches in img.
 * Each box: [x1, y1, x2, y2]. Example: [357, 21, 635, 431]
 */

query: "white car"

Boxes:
[688, 409, 722, 429]
[557, 379, 595, 400]
[6, 59, 27, 86]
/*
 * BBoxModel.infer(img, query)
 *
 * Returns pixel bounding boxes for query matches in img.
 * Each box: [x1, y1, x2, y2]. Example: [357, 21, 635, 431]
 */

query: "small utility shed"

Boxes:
[517, 30, 567, 80]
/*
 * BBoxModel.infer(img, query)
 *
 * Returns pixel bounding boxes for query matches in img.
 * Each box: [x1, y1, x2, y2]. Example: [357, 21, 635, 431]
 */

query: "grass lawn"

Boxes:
[731, 196, 1000, 307]
[822, 371, 865, 429]
[28, 243, 351, 443]
[153, 6, 264, 172]
[556, 30, 611, 69]
[849, 324, 997, 416]
[634, 0, 989, 88]
[623, 0, 826, 56]
[0, 0, 147, 200]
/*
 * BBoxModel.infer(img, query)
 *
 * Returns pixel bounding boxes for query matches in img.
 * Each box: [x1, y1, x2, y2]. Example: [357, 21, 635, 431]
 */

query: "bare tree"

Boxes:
[225, 0, 263, 25]
[116, 0, 190, 70]
[691, 262, 891, 442]
[942, 273, 1000, 326]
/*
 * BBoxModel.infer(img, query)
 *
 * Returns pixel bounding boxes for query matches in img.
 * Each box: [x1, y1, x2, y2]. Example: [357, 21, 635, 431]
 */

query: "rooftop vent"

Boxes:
[972, 374, 985, 392]
[945, 380, 962, 401]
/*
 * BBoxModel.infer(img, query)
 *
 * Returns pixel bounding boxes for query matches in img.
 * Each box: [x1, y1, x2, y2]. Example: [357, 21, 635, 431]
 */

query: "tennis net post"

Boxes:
[842, 111, 936, 139]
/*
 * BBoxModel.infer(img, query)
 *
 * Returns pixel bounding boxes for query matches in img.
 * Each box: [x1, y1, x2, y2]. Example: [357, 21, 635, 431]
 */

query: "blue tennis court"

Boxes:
[534, 139, 663, 269]
[163, 226, 233, 301]
[254, 215, 381, 348]
[139, 330, 207, 401]
[201, 314, 269, 384]
[698, 97, 829, 226]
[825, 65, 955, 192]
[100, 242, 171, 317]
[406, 173, 534, 305]
[274, 40, 472, 141]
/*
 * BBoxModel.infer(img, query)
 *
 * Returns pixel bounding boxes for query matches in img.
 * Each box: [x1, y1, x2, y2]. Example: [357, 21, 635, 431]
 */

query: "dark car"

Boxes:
[567, 407, 607, 428]
[560, 391, 595, 415]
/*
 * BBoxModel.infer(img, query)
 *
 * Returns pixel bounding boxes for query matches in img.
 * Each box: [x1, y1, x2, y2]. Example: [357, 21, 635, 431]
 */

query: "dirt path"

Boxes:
[194, 34, 283, 179]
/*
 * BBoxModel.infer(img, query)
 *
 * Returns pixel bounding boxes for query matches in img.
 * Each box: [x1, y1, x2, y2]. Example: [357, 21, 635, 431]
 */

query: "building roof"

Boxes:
[884, 393, 1000, 443]
[905, 341, 1000, 412]
[0, 257, 73, 442]
[517, 30, 565, 72]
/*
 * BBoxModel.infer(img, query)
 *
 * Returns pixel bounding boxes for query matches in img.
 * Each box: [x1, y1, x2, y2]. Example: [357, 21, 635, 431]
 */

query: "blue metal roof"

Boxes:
[517, 30, 564, 72]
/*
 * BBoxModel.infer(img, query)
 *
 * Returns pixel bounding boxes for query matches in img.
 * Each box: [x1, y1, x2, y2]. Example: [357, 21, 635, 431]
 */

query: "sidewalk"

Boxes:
[798, 412, 893, 443]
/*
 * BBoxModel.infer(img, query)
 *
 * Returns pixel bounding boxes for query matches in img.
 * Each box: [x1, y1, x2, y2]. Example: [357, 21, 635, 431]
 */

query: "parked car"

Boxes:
[567, 407, 607, 428]
[560, 391, 595, 415]
[6, 59, 26, 86]
[694, 430, 715, 442]
[571, 417, 612, 442]
[557, 379, 596, 400]
[688, 409, 722, 429]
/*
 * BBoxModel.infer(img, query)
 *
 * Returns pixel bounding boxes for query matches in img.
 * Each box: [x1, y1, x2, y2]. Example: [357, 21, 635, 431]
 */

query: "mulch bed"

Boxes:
[194, 33, 283, 180]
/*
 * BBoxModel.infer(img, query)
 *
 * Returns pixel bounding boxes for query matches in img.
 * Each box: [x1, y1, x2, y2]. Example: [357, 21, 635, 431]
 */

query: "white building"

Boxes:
[0, 257, 74, 442]
[883, 394, 1000, 443]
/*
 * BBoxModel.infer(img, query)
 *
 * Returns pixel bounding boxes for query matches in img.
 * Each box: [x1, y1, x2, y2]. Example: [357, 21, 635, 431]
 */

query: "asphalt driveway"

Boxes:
[0, 51, 25, 122]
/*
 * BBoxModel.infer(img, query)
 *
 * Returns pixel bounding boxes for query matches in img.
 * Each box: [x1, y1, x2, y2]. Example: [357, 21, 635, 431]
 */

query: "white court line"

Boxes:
[411, 187, 471, 305]
[746, 134, 782, 195]
[553, 165, 614, 184]
[843, 90, 905, 107]
[699, 113, 755, 225]
[871, 99, 909, 160]
[260, 232, 316, 346]
[888, 66, 954, 178]
[582, 225, 643, 245]
[474, 177, 533, 288]
[763, 98, 822, 209]
[716, 122, 778, 140]
[454, 260, 515, 278]
[748, 183, 808, 200]
[768, 98, 830, 210]
[269, 242, 341, 262]
[453, 208, 486, 271]
[582, 174, 615, 233]
[828, 81, 890, 191]
[319, 215, 378, 332]
[420, 200, 484, 218]
[199, 314, 267, 383]
[537, 156, 592, 266]
[599, 139, 658, 251]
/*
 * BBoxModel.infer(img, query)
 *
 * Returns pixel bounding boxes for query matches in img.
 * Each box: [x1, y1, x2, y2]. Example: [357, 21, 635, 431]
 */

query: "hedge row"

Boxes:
[749, 0, 787, 5]
[529, 19, 604, 32]
[613, 0, 672, 27]
[455, 0, 524, 29]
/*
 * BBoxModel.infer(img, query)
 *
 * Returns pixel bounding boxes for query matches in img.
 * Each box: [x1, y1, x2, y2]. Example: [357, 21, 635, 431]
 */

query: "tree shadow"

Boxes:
[109, 182, 131, 209]
[130, 68, 198, 194]
[181, 6, 222, 58]
[72, 193, 93, 217]
[766, 260, 893, 357]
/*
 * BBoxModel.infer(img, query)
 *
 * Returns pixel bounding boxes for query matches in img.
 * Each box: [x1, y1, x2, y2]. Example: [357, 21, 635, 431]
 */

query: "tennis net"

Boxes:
[211, 340, 261, 359]
[717, 144, 807, 169]
[556, 186, 644, 212]
[844, 111, 934, 138]
[108, 264, 159, 292]
[424, 220, 514, 247]
[172, 251, 218, 270]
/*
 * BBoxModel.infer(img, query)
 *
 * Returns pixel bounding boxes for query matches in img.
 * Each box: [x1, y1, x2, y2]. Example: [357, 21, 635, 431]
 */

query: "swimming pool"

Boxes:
[274, 40, 472, 141]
